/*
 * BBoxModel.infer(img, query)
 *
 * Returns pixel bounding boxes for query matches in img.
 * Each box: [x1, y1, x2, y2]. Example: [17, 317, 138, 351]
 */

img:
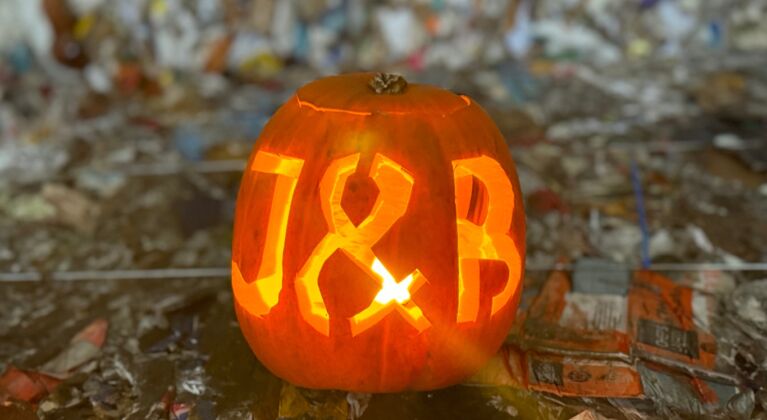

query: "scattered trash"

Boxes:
[40, 183, 100, 234]
[41, 319, 108, 378]
[728, 279, 767, 340]
[471, 261, 763, 417]
[147, 386, 176, 418]
[278, 384, 347, 420]
[1, 0, 766, 417]
[0, 318, 107, 407]
[0, 367, 61, 404]
[568, 409, 611, 420]
[171, 402, 191, 420]
[346, 392, 371, 420]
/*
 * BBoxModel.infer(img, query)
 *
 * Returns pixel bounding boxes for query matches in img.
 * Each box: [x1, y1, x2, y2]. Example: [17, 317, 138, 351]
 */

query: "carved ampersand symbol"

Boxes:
[233, 150, 521, 336]
[294, 153, 429, 336]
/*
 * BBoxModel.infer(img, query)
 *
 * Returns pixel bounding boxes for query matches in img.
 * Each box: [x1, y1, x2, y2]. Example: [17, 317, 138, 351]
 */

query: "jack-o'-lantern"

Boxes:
[232, 73, 525, 392]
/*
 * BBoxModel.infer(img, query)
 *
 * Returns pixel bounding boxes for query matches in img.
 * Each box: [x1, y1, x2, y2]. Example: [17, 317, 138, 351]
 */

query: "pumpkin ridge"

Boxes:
[294, 93, 471, 117]
[294, 95, 372, 116]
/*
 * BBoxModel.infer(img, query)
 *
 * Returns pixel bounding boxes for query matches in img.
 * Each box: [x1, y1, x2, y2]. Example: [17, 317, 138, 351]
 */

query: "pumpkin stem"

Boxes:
[368, 73, 407, 94]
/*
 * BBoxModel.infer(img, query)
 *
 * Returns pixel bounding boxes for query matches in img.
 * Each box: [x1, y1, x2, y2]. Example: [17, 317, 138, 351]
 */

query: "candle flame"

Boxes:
[371, 258, 413, 304]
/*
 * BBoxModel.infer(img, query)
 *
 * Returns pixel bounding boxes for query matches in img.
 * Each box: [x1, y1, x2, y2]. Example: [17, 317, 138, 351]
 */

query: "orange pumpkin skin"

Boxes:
[232, 73, 525, 392]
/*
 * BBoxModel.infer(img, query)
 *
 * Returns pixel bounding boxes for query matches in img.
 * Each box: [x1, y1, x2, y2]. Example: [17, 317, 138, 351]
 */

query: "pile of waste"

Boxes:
[1, 0, 767, 418]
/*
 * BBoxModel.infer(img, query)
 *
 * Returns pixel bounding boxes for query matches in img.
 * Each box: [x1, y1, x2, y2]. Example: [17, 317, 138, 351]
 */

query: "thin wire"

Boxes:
[2, 263, 766, 282]
[69, 138, 730, 179]
[631, 161, 651, 268]
[119, 159, 246, 176]
[0, 268, 229, 282]
[528, 262, 767, 272]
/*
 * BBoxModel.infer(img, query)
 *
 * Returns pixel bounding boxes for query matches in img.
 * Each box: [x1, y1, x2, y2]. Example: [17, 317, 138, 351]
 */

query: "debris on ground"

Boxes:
[1, 0, 767, 418]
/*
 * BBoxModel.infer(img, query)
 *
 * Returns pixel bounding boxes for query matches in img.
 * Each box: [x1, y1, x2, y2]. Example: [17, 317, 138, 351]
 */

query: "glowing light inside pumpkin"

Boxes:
[453, 156, 522, 323]
[233, 151, 304, 316]
[349, 258, 430, 337]
[232, 150, 521, 336]
[371, 258, 413, 304]
[295, 153, 416, 336]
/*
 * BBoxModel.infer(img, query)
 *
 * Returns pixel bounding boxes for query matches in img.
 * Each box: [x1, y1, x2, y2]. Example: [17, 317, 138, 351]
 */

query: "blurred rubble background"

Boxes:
[1, 0, 767, 418]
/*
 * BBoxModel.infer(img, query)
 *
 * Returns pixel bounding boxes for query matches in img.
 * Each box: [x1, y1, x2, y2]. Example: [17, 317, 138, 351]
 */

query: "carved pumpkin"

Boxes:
[232, 73, 525, 392]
